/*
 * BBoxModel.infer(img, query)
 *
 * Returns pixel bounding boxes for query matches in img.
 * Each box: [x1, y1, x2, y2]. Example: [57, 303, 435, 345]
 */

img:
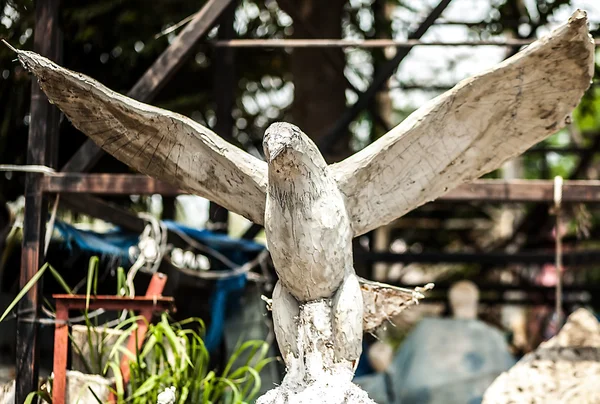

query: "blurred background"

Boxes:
[0, 0, 600, 402]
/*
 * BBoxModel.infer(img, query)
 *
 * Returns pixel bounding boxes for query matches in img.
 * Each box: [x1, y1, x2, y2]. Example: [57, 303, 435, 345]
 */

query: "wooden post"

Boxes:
[208, 1, 237, 234]
[16, 0, 61, 401]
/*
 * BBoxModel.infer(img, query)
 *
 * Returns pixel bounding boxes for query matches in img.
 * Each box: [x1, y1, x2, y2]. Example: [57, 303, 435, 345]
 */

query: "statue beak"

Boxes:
[268, 144, 289, 163]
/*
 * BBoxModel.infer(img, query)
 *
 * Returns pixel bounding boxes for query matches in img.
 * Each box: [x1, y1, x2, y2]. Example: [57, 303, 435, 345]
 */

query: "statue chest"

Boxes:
[265, 189, 353, 301]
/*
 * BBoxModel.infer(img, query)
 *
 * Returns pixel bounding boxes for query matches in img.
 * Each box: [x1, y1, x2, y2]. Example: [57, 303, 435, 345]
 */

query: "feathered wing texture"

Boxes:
[359, 278, 432, 332]
[14, 47, 268, 225]
[333, 10, 595, 237]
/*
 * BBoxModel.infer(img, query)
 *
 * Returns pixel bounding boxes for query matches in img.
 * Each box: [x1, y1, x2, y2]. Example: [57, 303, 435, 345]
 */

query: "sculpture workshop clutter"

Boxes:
[170, 247, 210, 271]
[483, 308, 600, 403]
[51, 219, 267, 355]
[357, 281, 516, 404]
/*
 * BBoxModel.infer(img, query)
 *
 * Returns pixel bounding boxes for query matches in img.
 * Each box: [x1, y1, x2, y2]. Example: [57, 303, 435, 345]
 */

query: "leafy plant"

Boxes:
[107, 314, 272, 404]
[0, 257, 272, 403]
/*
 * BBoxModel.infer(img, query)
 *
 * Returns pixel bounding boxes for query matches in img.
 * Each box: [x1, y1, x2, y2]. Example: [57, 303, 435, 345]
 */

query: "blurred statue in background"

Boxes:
[449, 280, 479, 320]
[385, 280, 515, 404]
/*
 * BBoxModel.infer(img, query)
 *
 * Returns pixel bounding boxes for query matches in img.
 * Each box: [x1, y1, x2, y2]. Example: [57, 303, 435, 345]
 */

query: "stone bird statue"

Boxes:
[7, 10, 594, 403]
[264, 122, 363, 367]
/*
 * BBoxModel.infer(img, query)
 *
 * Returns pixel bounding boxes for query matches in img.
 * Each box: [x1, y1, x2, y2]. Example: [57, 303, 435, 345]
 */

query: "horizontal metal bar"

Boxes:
[416, 283, 600, 293]
[420, 297, 592, 306]
[417, 288, 595, 305]
[442, 179, 600, 203]
[356, 249, 600, 265]
[52, 294, 175, 311]
[42, 174, 600, 203]
[211, 38, 600, 48]
[391, 82, 600, 92]
[525, 147, 592, 154]
[403, 283, 600, 305]
[42, 174, 180, 195]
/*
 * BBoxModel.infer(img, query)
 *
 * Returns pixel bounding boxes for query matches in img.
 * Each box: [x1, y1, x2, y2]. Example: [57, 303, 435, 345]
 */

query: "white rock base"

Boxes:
[0, 370, 111, 404]
[257, 300, 375, 404]
[257, 377, 373, 404]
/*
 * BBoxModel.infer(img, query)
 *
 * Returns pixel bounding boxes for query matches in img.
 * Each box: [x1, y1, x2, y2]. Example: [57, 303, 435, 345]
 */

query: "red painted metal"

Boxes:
[51, 295, 174, 311]
[109, 273, 169, 402]
[51, 286, 175, 404]
[52, 302, 69, 404]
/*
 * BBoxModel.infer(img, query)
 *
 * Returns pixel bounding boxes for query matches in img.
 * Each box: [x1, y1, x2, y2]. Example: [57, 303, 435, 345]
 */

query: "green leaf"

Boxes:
[241, 367, 261, 400]
[222, 340, 267, 379]
[160, 314, 191, 367]
[178, 384, 189, 404]
[104, 324, 138, 374]
[106, 362, 125, 401]
[47, 264, 74, 294]
[0, 263, 49, 323]
[86, 256, 99, 311]
[24, 391, 42, 404]
[130, 374, 162, 398]
[203, 371, 216, 403]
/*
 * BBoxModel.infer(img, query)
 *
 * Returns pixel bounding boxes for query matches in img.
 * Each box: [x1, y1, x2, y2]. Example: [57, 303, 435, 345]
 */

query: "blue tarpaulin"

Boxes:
[54, 221, 137, 262]
[52, 220, 265, 353]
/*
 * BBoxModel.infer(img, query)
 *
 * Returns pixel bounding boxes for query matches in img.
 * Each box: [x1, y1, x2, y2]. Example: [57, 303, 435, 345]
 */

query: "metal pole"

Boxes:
[16, 0, 62, 400]
[208, 38, 600, 48]
[554, 176, 564, 327]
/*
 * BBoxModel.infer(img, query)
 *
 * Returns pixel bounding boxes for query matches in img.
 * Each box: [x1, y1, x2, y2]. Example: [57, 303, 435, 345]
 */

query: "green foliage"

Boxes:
[0, 261, 72, 322]
[0, 257, 271, 403]
[114, 314, 272, 404]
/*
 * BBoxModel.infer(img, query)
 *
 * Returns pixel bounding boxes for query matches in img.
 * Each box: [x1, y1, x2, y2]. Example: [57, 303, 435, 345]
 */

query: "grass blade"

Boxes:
[106, 362, 125, 401]
[86, 257, 99, 311]
[0, 263, 48, 322]
[47, 264, 74, 294]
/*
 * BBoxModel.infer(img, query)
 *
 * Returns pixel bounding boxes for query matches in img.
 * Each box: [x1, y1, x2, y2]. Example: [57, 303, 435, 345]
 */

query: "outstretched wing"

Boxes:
[15, 48, 267, 225]
[332, 10, 594, 237]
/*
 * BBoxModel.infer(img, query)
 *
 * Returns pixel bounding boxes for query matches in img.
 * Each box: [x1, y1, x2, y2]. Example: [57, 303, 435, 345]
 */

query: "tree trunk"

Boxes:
[279, 0, 349, 162]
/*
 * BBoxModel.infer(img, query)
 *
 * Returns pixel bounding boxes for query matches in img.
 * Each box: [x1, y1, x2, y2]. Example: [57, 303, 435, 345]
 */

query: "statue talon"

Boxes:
[271, 281, 300, 366]
[331, 273, 363, 364]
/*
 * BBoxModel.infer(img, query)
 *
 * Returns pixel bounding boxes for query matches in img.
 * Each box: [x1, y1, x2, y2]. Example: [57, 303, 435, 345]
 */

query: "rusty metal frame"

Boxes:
[52, 279, 175, 404]
[39, 174, 600, 204]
